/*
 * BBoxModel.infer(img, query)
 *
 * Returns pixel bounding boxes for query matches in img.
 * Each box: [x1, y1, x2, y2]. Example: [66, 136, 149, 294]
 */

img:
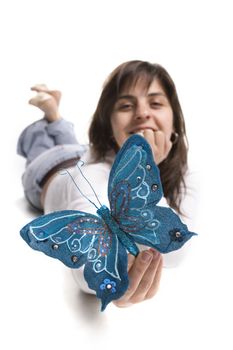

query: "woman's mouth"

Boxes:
[129, 127, 156, 135]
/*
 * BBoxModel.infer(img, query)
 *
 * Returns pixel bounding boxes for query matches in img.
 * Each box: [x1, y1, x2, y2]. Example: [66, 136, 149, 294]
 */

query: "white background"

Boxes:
[0, 0, 232, 349]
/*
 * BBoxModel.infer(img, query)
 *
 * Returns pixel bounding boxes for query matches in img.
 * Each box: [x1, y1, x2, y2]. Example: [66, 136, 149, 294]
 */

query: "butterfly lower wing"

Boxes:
[125, 206, 196, 253]
[83, 232, 129, 311]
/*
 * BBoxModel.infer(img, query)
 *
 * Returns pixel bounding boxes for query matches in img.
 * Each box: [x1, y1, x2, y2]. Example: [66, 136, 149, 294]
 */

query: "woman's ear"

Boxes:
[170, 132, 179, 144]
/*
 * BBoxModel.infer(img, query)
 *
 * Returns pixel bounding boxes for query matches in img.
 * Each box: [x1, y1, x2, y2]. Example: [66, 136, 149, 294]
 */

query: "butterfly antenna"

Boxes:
[61, 168, 99, 210]
[76, 160, 102, 207]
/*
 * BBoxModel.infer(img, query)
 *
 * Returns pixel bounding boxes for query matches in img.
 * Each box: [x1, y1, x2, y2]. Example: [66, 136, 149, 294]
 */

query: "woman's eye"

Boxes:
[151, 102, 162, 108]
[119, 103, 133, 110]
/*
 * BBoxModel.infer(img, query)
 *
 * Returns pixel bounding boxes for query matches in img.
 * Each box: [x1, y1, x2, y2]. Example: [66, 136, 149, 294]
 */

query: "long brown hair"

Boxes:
[89, 60, 188, 213]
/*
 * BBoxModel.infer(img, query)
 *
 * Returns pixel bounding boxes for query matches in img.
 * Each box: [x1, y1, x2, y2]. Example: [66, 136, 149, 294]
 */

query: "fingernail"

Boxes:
[149, 248, 160, 259]
[136, 131, 144, 137]
[153, 249, 159, 256]
[142, 251, 153, 262]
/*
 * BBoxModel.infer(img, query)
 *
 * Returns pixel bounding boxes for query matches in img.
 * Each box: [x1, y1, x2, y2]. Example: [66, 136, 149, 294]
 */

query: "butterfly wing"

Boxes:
[84, 232, 128, 311]
[108, 135, 196, 254]
[20, 134, 196, 310]
[20, 210, 102, 268]
[125, 205, 196, 253]
[20, 209, 128, 310]
[109, 134, 163, 209]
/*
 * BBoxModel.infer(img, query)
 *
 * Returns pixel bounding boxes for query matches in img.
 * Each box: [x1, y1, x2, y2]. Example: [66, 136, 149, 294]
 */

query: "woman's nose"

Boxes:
[135, 112, 150, 120]
[135, 104, 151, 120]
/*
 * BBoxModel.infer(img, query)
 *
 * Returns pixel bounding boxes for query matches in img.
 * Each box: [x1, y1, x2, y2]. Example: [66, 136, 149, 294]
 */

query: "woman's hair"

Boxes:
[89, 60, 188, 213]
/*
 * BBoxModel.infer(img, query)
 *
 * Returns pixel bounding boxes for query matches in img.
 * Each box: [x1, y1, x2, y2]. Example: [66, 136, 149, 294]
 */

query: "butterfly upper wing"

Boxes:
[108, 135, 196, 254]
[20, 210, 101, 268]
[109, 134, 163, 209]
[20, 209, 129, 310]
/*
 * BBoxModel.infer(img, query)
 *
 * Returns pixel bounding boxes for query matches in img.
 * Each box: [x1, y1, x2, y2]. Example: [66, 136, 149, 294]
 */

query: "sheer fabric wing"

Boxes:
[20, 210, 129, 310]
[108, 134, 163, 211]
[20, 210, 104, 268]
[84, 234, 129, 311]
[108, 135, 196, 253]
[126, 205, 196, 253]
[108, 134, 163, 245]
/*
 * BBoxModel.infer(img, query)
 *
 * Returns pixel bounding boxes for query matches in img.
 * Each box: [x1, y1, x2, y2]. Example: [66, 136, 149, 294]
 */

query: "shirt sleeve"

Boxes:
[71, 267, 96, 295]
[163, 167, 200, 268]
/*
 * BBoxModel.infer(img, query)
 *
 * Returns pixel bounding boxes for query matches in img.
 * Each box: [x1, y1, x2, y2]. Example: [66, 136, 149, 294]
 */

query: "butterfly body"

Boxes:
[20, 134, 197, 310]
[96, 205, 140, 256]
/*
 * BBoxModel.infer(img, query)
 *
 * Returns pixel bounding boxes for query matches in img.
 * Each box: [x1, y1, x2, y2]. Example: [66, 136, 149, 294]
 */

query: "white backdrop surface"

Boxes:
[0, 1, 232, 349]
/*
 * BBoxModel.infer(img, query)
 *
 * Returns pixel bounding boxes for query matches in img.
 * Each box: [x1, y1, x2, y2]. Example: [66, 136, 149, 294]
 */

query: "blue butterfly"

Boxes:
[20, 135, 196, 311]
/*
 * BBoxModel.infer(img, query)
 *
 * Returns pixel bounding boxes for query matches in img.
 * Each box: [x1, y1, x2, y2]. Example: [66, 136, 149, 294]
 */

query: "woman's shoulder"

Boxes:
[81, 146, 115, 166]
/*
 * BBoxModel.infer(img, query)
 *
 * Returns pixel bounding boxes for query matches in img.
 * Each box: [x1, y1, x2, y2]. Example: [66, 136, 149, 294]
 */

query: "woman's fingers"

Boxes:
[113, 250, 153, 307]
[143, 129, 172, 164]
[113, 249, 163, 308]
[145, 256, 163, 299]
[127, 253, 135, 271]
[128, 250, 162, 303]
[126, 250, 153, 298]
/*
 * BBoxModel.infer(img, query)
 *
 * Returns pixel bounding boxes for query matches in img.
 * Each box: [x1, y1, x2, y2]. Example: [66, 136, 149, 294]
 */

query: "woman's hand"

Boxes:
[142, 129, 173, 164]
[113, 249, 163, 308]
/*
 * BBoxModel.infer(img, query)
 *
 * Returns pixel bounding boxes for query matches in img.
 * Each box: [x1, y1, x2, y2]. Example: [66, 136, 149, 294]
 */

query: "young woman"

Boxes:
[18, 60, 190, 308]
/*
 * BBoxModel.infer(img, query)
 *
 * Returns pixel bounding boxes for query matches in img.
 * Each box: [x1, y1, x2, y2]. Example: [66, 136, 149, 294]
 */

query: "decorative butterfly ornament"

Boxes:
[20, 135, 196, 310]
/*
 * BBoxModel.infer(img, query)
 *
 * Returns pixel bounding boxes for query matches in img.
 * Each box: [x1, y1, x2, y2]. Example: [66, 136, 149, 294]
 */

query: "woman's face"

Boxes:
[111, 78, 174, 163]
